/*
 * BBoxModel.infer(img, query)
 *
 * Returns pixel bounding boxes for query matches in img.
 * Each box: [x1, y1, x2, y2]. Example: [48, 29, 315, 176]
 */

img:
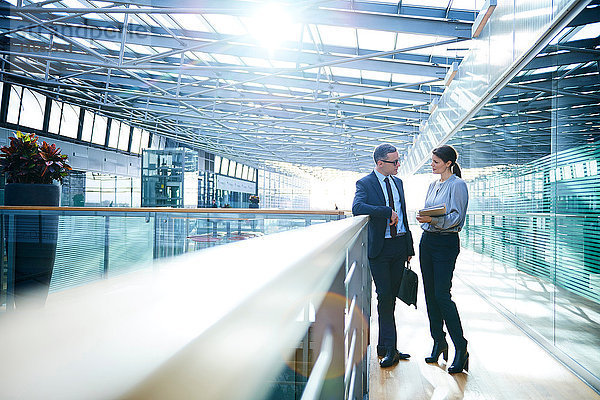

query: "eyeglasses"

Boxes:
[380, 159, 400, 165]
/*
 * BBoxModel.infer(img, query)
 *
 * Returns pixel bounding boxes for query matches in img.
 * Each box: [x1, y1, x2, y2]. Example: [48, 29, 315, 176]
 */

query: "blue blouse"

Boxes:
[421, 174, 469, 233]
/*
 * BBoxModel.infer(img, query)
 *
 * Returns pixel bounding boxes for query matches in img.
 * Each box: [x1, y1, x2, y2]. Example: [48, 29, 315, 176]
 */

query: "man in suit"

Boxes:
[352, 143, 415, 368]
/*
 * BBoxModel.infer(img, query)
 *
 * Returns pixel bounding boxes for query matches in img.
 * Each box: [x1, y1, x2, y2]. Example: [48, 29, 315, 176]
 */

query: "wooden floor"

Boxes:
[368, 267, 600, 400]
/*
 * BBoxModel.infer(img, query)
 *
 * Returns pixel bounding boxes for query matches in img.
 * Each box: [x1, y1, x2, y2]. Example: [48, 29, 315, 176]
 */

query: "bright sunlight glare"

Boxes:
[247, 4, 294, 51]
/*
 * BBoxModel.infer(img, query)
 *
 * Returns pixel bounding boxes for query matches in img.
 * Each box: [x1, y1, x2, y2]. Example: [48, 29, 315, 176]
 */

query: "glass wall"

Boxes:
[83, 172, 141, 207]
[259, 169, 310, 209]
[448, 8, 600, 384]
[54, 169, 142, 208]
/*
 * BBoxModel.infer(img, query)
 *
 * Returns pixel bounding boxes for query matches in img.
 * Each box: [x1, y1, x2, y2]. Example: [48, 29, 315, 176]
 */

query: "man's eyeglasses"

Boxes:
[380, 159, 400, 165]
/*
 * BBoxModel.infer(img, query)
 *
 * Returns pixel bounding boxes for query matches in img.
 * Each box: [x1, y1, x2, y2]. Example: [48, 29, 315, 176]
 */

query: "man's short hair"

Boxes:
[373, 143, 397, 163]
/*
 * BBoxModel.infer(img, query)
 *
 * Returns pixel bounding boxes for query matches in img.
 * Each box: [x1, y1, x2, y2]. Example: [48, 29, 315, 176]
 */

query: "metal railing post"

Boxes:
[0, 212, 5, 310]
[103, 216, 109, 278]
[6, 213, 15, 311]
[152, 212, 159, 260]
[184, 216, 188, 253]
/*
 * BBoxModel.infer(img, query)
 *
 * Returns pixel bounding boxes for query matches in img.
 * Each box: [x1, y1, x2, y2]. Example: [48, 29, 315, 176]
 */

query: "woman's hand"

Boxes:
[416, 214, 432, 223]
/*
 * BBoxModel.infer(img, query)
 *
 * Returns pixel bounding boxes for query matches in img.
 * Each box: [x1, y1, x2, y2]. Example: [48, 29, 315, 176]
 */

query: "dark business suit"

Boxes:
[352, 171, 414, 352]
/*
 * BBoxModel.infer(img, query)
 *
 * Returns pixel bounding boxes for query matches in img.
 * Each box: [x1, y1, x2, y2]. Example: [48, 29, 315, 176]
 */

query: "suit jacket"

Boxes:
[352, 171, 415, 259]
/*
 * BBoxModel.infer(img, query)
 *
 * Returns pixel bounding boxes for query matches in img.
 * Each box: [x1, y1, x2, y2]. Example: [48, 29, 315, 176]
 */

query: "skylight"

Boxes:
[400, 0, 452, 7]
[316, 26, 357, 48]
[143, 14, 179, 29]
[60, 0, 87, 8]
[0, 0, 491, 171]
[240, 57, 274, 68]
[329, 67, 362, 79]
[95, 40, 121, 52]
[392, 73, 441, 85]
[269, 60, 297, 69]
[569, 22, 600, 41]
[241, 5, 301, 50]
[361, 70, 392, 83]
[451, 0, 485, 10]
[126, 44, 156, 55]
[203, 14, 248, 36]
[171, 14, 212, 32]
[211, 53, 245, 66]
[408, 39, 471, 60]
[357, 29, 397, 52]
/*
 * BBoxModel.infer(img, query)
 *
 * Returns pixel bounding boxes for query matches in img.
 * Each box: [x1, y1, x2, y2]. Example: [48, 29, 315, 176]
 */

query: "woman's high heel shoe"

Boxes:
[425, 341, 448, 363]
[448, 349, 469, 373]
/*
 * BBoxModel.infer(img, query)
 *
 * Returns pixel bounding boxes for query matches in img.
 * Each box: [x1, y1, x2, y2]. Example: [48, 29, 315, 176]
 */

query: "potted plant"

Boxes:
[0, 131, 71, 308]
[249, 194, 259, 209]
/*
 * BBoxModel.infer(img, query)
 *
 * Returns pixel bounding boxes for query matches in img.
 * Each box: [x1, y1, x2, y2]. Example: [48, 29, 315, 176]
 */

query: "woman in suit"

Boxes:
[416, 145, 469, 374]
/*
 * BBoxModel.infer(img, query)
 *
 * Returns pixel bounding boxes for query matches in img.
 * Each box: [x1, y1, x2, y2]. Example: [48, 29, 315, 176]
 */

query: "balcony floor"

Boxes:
[368, 250, 600, 400]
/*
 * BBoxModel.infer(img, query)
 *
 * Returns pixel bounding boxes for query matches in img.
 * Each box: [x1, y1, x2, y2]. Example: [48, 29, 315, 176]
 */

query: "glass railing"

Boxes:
[0, 207, 346, 308]
[461, 210, 600, 388]
[0, 210, 370, 400]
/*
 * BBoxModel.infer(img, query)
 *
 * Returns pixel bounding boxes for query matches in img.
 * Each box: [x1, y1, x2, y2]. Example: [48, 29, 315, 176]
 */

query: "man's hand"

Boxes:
[390, 210, 399, 226]
[407, 256, 412, 262]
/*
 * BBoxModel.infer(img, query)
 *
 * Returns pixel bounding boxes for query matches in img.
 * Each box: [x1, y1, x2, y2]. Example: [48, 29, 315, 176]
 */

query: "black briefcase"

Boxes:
[397, 261, 418, 308]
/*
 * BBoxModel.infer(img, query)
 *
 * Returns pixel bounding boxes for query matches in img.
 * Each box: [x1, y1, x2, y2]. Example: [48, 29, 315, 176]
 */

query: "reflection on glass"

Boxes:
[48, 101, 62, 134]
[60, 104, 80, 138]
[150, 133, 160, 149]
[7, 85, 22, 125]
[108, 120, 120, 148]
[92, 115, 108, 145]
[214, 155, 221, 174]
[130, 128, 142, 154]
[118, 123, 130, 151]
[81, 110, 94, 142]
[20, 89, 45, 131]
[221, 158, 229, 175]
[0, 210, 343, 307]
[447, 5, 600, 383]
[140, 130, 150, 151]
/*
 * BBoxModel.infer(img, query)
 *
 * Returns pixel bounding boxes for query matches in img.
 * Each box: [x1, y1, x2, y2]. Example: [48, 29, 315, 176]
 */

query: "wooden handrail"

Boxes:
[0, 206, 348, 215]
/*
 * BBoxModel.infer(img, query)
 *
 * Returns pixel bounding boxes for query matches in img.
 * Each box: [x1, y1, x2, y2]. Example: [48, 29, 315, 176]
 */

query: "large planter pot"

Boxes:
[4, 183, 60, 308]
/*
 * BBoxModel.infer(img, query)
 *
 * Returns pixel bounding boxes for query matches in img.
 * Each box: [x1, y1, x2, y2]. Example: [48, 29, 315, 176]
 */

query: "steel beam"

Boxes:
[7, 3, 473, 38]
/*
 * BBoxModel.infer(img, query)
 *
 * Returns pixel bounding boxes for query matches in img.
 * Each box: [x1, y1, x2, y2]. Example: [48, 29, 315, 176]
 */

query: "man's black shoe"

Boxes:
[378, 345, 410, 358]
[379, 349, 410, 368]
